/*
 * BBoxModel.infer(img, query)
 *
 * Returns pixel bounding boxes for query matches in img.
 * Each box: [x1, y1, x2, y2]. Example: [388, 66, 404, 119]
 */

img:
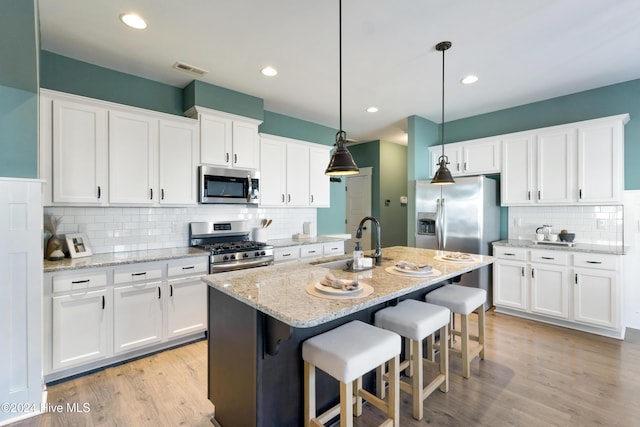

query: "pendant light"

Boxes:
[325, 0, 359, 176]
[431, 41, 455, 185]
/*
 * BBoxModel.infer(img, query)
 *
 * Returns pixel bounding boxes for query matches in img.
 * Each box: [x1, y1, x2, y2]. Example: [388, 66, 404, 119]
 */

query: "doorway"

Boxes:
[345, 167, 372, 251]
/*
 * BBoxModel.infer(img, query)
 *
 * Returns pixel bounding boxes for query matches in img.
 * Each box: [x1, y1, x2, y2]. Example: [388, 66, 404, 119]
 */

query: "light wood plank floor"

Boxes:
[10, 311, 640, 427]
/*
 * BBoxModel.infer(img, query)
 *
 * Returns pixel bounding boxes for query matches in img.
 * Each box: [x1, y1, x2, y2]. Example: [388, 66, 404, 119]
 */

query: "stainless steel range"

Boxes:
[189, 221, 274, 273]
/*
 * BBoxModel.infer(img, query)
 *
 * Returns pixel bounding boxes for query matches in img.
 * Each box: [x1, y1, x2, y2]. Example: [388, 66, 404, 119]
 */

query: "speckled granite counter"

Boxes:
[204, 245, 494, 426]
[43, 247, 209, 273]
[267, 235, 347, 248]
[493, 239, 627, 255]
[201, 245, 494, 328]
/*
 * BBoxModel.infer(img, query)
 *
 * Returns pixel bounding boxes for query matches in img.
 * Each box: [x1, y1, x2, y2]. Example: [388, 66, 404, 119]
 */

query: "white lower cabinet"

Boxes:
[44, 256, 208, 381]
[493, 246, 622, 338]
[273, 241, 345, 263]
[113, 281, 164, 354]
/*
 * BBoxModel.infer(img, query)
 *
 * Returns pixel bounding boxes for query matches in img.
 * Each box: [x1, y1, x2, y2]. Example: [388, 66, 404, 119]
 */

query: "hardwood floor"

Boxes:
[10, 311, 640, 427]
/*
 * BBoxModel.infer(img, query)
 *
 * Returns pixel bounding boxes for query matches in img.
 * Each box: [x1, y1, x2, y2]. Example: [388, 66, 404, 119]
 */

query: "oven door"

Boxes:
[200, 166, 259, 204]
[210, 257, 273, 273]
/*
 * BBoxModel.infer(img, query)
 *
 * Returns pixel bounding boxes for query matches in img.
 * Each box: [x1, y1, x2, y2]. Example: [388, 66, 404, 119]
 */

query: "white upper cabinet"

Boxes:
[47, 96, 109, 205]
[501, 114, 628, 206]
[158, 119, 199, 205]
[259, 134, 330, 208]
[188, 106, 262, 170]
[577, 119, 624, 203]
[40, 90, 199, 207]
[109, 110, 158, 205]
[308, 145, 331, 207]
[429, 137, 500, 178]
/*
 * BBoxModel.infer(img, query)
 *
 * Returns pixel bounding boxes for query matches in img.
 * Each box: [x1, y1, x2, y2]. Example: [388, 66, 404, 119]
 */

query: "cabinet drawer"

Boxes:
[323, 242, 345, 257]
[300, 244, 324, 258]
[493, 246, 527, 261]
[530, 250, 568, 265]
[167, 258, 208, 277]
[114, 264, 162, 284]
[53, 271, 108, 293]
[274, 247, 300, 262]
[573, 253, 618, 270]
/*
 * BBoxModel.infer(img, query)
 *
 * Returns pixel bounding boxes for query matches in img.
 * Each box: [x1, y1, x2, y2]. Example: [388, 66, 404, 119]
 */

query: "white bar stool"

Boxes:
[374, 299, 450, 420]
[302, 320, 401, 427]
[425, 284, 486, 378]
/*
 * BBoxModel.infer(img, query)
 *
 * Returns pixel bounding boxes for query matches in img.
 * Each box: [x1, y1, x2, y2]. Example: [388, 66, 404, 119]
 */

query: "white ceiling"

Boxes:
[38, 0, 640, 145]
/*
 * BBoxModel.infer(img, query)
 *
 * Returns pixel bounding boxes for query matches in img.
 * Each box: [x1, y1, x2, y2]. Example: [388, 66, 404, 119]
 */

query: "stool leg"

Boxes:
[304, 361, 315, 426]
[461, 314, 470, 378]
[354, 377, 363, 416]
[376, 363, 386, 400]
[439, 324, 449, 392]
[426, 333, 435, 362]
[341, 380, 354, 427]
[411, 338, 423, 420]
[388, 355, 400, 427]
[478, 306, 486, 360]
[405, 338, 414, 376]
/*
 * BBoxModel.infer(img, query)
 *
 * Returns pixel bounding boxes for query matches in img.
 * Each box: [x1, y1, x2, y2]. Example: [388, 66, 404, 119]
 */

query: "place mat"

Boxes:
[433, 255, 476, 263]
[385, 266, 442, 278]
[305, 282, 374, 300]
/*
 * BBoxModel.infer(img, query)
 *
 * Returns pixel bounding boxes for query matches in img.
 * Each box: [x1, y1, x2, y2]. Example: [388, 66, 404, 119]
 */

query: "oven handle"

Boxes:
[210, 258, 273, 273]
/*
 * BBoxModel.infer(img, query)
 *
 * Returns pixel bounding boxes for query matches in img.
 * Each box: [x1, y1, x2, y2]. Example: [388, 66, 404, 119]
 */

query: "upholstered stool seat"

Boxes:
[302, 320, 401, 427]
[425, 285, 486, 378]
[374, 299, 450, 420]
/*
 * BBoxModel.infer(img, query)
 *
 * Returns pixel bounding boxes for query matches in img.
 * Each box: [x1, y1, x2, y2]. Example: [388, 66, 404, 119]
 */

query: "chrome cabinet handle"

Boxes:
[281, 194, 285, 203]
[234, 154, 238, 164]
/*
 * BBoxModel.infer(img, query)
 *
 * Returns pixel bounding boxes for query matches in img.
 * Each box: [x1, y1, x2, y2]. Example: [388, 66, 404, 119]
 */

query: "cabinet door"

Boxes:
[286, 143, 310, 206]
[166, 276, 207, 339]
[536, 128, 576, 203]
[159, 119, 198, 205]
[462, 139, 500, 175]
[309, 146, 331, 207]
[109, 111, 158, 204]
[577, 121, 623, 203]
[113, 282, 163, 353]
[501, 135, 534, 205]
[52, 289, 108, 370]
[52, 99, 108, 204]
[430, 145, 461, 177]
[200, 113, 232, 167]
[259, 137, 287, 206]
[232, 121, 259, 169]
[573, 268, 618, 328]
[493, 261, 528, 310]
[530, 264, 569, 319]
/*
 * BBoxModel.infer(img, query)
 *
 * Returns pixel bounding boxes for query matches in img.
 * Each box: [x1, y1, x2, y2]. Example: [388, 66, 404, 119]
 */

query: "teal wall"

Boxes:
[444, 79, 640, 190]
[0, 0, 38, 178]
[349, 141, 408, 249]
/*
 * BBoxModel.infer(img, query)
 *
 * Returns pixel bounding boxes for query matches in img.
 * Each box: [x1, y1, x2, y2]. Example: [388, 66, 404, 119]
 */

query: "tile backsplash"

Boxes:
[44, 205, 317, 254]
[508, 205, 624, 248]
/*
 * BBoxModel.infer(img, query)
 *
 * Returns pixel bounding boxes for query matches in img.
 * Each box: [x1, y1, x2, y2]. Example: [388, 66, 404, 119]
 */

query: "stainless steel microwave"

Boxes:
[199, 166, 260, 205]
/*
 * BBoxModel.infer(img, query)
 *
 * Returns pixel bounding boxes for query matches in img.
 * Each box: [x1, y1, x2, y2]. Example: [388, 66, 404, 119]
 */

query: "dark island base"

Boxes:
[207, 281, 447, 427]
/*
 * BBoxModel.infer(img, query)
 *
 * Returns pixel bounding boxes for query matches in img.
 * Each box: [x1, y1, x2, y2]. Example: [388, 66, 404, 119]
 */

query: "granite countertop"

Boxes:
[200, 246, 494, 328]
[43, 247, 209, 273]
[492, 239, 627, 255]
[268, 235, 349, 248]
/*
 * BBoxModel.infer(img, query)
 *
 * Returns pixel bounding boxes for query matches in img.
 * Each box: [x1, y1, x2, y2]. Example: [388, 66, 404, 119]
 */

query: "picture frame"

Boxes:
[65, 233, 93, 258]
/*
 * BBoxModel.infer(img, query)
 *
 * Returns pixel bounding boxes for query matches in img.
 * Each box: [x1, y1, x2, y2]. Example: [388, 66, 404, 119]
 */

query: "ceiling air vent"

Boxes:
[172, 61, 208, 76]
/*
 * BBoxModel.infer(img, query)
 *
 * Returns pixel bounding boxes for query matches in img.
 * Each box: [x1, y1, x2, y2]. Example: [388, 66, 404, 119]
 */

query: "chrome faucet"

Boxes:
[355, 216, 382, 266]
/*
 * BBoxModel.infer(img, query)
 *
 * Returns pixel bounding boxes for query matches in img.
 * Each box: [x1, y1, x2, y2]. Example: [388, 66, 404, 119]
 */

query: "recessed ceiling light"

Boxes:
[366, 107, 379, 113]
[461, 75, 478, 85]
[261, 66, 278, 77]
[120, 13, 147, 30]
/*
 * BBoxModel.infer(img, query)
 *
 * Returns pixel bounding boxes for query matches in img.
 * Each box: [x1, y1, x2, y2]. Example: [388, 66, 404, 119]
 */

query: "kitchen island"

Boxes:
[201, 246, 494, 427]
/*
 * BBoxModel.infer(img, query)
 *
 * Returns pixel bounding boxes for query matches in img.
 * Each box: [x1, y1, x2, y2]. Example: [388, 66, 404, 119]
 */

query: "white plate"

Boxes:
[315, 282, 363, 295]
[393, 265, 434, 275]
[439, 254, 475, 262]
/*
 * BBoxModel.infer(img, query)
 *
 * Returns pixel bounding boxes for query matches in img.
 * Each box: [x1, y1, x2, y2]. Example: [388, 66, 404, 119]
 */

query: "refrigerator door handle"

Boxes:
[435, 198, 441, 249]
[440, 197, 446, 249]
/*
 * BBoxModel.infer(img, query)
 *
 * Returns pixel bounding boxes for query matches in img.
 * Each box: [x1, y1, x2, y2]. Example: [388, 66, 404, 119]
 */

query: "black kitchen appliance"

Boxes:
[190, 221, 274, 273]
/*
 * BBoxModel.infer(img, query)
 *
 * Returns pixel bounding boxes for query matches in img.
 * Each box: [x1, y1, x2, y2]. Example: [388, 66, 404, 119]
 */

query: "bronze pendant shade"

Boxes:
[325, 0, 359, 176]
[431, 41, 455, 185]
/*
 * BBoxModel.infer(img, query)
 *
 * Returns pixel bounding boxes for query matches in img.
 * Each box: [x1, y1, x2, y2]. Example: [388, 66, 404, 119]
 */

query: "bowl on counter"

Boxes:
[559, 233, 575, 242]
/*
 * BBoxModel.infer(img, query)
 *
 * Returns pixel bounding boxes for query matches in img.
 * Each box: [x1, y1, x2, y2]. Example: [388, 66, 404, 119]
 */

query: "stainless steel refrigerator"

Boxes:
[415, 176, 500, 309]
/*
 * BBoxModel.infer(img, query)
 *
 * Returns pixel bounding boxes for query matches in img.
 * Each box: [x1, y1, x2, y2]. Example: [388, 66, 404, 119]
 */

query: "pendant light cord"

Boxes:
[441, 45, 445, 158]
[339, 0, 343, 135]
